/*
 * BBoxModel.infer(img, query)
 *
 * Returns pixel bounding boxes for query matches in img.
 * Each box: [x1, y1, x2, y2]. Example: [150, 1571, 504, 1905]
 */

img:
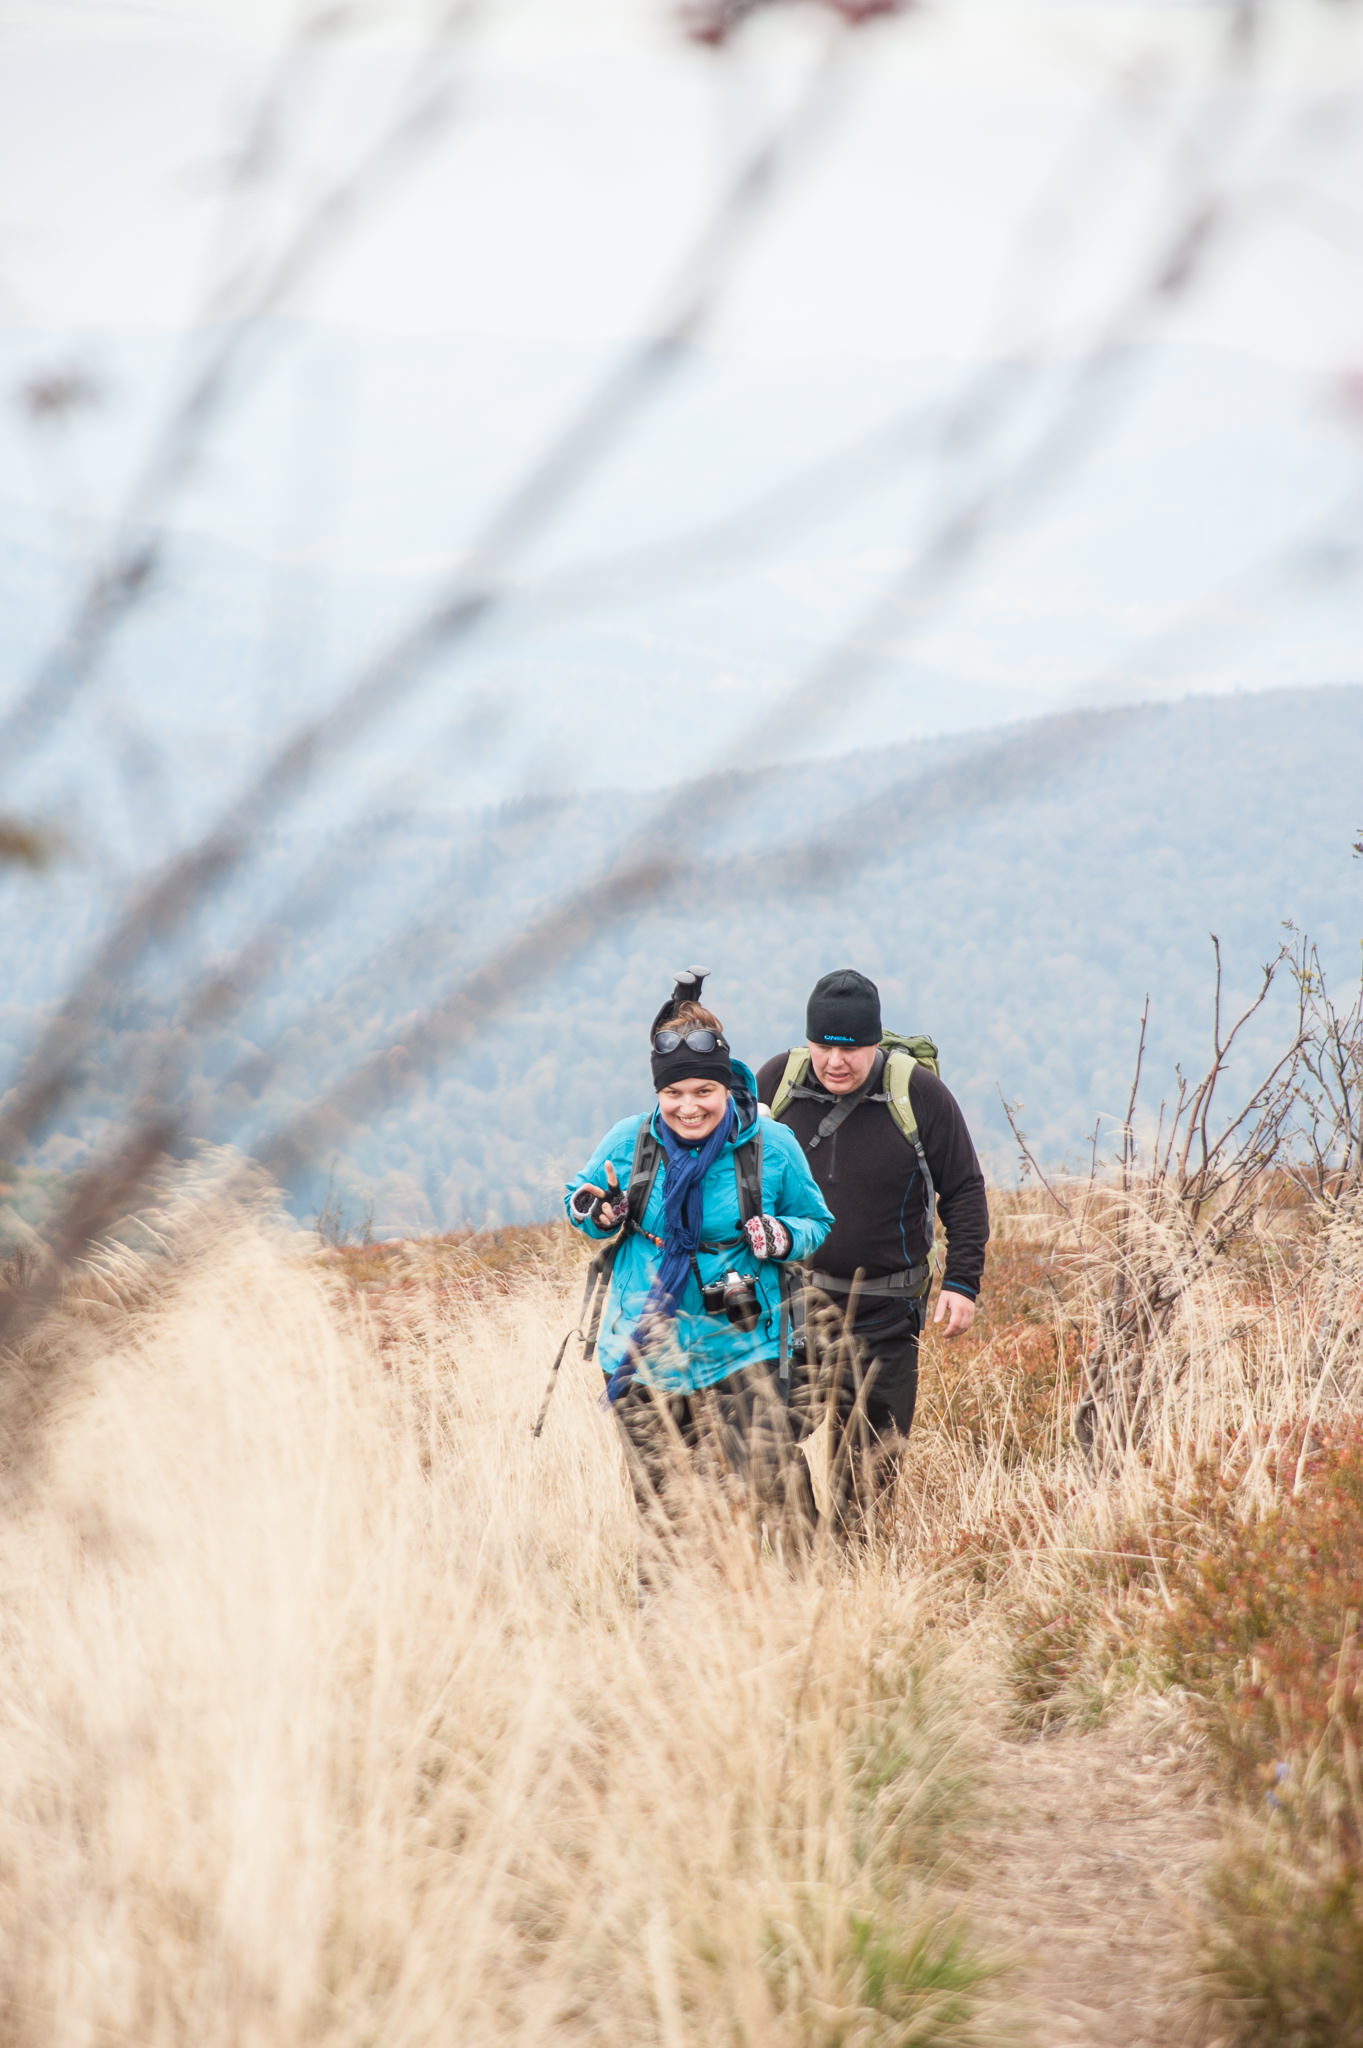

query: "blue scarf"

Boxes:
[602, 1099, 736, 1405]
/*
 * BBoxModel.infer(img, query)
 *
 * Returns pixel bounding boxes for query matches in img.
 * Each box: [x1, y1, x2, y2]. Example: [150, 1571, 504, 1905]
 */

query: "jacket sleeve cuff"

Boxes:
[940, 1280, 978, 1299]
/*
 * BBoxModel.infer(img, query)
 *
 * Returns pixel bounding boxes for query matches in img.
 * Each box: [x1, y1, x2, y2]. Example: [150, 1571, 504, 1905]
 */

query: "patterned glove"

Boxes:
[743, 1214, 792, 1260]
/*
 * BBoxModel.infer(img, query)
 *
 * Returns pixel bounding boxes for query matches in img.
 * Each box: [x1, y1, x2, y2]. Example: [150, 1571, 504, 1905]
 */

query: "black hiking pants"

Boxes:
[804, 1289, 923, 1540]
[612, 1359, 818, 1578]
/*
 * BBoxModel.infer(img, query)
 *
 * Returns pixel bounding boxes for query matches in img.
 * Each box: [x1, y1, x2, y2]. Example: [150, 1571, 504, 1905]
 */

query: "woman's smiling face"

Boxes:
[657, 1077, 729, 1144]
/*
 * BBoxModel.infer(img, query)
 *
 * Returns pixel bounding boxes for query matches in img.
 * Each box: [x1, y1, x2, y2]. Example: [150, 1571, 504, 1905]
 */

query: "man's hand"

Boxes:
[570, 1160, 626, 1229]
[932, 1289, 976, 1338]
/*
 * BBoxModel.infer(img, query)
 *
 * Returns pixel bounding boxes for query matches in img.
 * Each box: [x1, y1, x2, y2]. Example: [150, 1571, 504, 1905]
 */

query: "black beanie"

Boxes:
[650, 1031, 734, 1094]
[806, 968, 882, 1047]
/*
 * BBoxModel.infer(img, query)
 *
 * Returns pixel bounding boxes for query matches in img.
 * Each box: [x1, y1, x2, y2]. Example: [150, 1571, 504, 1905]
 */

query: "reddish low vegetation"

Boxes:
[326, 1219, 571, 1289]
[924, 1220, 1073, 1465]
[321, 1220, 578, 1351]
[1155, 1423, 1363, 1790]
[929, 1190, 1363, 2042]
[1147, 1426, 1363, 2040]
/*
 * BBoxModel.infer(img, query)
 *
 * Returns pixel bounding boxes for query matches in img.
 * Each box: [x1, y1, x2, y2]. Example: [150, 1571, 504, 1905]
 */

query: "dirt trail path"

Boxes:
[962, 1706, 1224, 2046]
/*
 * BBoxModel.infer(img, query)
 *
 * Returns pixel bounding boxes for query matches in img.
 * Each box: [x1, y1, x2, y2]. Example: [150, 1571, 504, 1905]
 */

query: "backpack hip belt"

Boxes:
[805, 1261, 932, 1300]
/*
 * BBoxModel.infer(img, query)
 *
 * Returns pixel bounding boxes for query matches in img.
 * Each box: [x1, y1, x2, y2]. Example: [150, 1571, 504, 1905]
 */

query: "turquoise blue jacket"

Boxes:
[563, 1062, 834, 1393]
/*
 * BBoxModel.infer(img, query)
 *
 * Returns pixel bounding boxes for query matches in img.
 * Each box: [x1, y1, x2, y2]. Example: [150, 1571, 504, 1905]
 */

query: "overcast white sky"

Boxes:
[4, 0, 1363, 368]
[3, 0, 1363, 802]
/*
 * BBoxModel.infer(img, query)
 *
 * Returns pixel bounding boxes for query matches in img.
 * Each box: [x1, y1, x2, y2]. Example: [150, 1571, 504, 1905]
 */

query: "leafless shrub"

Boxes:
[1002, 936, 1360, 1455]
[1285, 929, 1363, 1202]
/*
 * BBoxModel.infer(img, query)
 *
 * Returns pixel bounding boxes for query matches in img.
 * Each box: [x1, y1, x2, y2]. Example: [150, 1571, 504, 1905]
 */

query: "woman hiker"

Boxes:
[564, 970, 833, 1565]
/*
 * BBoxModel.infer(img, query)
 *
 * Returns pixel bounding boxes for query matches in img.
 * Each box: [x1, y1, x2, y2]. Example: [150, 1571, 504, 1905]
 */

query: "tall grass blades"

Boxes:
[0, 1208, 995, 2047]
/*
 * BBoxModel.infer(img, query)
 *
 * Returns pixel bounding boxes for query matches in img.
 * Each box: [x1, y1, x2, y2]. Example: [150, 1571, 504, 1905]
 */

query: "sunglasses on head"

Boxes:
[652, 1027, 727, 1054]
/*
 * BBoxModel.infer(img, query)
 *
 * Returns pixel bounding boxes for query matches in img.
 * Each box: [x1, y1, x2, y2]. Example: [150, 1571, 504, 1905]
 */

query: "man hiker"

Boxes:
[756, 968, 989, 1536]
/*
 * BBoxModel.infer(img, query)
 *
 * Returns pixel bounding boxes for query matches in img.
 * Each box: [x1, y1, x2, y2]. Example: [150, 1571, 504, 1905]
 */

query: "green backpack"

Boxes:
[769, 1032, 941, 1260]
[769, 1032, 940, 1146]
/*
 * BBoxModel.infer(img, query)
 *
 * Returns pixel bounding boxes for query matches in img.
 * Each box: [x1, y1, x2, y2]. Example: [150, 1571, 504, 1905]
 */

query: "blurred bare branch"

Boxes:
[18, 369, 102, 427]
[682, 0, 906, 43]
[3, 0, 1363, 1401]
[0, 819, 58, 871]
[0, 25, 850, 1187]
[0, 1, 484, 784]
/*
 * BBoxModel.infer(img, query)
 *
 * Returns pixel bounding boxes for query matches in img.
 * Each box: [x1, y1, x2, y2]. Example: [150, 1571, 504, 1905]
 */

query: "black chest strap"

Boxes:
[786, 1052, 888, 1151]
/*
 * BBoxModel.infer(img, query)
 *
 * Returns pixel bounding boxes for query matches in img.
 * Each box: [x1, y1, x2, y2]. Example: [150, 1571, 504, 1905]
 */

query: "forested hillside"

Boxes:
[1, 683, 1359, 1234]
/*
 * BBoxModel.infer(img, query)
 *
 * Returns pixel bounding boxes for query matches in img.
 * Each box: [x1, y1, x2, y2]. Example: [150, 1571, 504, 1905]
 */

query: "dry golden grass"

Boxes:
[3, 1179, 1360, 2045]
[0, 1204, 998, 2048]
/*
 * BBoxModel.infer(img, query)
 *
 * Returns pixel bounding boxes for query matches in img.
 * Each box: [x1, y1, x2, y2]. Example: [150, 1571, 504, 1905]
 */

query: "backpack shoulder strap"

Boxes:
[881, 1046, 936, 1253]
[769, 1048, 810, 1122]
[624, 1114, 663, 1226]
[732, 1118, 796, 1395]
[882, 1046, 921, 1148]
[732, 1122, 764, 1224]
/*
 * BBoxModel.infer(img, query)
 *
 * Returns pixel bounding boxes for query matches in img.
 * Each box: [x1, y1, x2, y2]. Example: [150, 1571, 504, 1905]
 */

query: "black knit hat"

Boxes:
[806, 968, 882, 1047]
[649, 966, 735, 1093]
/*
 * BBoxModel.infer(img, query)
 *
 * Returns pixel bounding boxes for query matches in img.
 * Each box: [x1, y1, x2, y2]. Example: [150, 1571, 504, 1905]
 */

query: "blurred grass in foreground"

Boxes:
[0, 1198, 997, 2048]
[3, 1180, 1362, 2042]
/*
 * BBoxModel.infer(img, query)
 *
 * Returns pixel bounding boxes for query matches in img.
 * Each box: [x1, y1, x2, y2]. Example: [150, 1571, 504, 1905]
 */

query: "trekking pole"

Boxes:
[534, 1188, 625, 1437]
[532, 1325, 585, 1438]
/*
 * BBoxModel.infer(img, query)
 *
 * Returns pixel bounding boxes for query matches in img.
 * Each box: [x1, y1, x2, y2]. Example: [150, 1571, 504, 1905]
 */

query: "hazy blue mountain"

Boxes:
[4, 326, 1361, 830]
[4, 322, 1361, 1238]
[2, 684, 1358, 1235]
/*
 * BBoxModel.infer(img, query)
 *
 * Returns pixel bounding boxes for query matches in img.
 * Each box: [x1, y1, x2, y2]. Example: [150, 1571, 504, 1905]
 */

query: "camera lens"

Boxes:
[722, 1270, 761, 1333]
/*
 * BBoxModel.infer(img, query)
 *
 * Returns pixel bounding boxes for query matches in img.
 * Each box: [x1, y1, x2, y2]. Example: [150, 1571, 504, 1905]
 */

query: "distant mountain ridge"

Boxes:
[3, 683, 1359, 1234]
[5, 327, 1363, 833]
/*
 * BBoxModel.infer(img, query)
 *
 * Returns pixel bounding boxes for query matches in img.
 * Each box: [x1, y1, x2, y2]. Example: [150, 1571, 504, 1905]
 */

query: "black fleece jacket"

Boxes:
[755, 1052, 990, 1299]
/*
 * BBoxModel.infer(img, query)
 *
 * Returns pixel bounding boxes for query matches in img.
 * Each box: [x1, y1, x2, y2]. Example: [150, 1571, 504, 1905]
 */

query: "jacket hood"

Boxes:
[728, 1059, 759, 1139]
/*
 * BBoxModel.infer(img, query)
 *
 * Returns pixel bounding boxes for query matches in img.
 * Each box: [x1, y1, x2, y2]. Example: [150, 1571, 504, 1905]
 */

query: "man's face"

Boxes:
[807, 1040, 879, 1095]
